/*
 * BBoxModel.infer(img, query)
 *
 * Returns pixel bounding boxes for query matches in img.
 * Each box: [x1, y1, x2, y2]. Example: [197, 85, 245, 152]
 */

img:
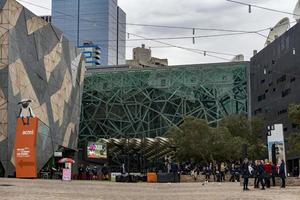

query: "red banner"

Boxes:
[14, 117, 39, 178]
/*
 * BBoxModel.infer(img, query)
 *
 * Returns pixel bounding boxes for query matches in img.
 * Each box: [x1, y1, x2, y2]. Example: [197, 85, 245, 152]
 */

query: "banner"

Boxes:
[87, 140, 107, 159]
[62, 168, 71, 181]
[267, 124, 286, 166]
[14, 117, 39, 178]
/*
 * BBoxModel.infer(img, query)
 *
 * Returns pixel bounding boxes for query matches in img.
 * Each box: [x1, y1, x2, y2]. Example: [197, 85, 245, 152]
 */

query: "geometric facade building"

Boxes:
[0, 0, 85, 176]
[80, 62, 248, 144]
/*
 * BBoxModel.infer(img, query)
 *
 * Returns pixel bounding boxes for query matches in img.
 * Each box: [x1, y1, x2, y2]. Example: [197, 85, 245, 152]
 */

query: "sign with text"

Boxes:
[14, 117, 39, 178]
[62, 168, 71, 181]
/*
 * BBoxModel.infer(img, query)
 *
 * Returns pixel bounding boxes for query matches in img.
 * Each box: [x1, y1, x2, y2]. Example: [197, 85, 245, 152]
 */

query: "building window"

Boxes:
[265, 89, 269, 93]
[260, 79, 265, 84]
[277, 109, 287, 115]
[286, 36, 290, 50]
[283, 127, 288, 132]
[290, 77, 296, 83]
[281, 88, 291, 97]
[277, 75, 286, 84]
[254, 108, 262, 115]
[257, 94, 266, 102]
[273, 88, 276, 92]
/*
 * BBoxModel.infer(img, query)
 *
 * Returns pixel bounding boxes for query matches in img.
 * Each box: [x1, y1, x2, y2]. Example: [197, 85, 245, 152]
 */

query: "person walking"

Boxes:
[279, 160, 286, 188]
[241, 159, 250, 191]
[258, 160, 265, 190]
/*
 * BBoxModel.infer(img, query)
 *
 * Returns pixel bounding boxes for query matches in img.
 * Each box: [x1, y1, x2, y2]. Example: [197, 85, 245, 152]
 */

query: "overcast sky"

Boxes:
[17, 0, 299, 65]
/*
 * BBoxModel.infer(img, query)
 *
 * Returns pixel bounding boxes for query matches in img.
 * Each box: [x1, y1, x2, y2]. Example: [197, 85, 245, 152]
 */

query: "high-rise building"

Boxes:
[79, 42, 101, 68]
[52, 0, 126, 66]
[40, 15, 52, 23]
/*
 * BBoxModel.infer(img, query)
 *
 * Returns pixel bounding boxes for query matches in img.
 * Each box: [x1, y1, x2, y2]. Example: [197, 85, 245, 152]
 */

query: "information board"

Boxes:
[14, 117, 39, 178]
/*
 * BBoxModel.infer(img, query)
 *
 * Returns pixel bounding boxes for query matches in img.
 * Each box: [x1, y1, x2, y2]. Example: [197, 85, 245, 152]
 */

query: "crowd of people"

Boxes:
[174, 159, 287, 191]
[77, 164, 109, 180]
[241, 159, 286, 191]
[74, 158, 291, 191]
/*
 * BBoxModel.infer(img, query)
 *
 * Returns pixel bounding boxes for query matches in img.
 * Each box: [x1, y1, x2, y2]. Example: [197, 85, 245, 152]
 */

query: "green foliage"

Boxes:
[167, 114, 267, 162]
[220, 114, 267, 160]
[287, 104, 300, 156]
[286, 133, 300, 156]
[288, 104, 300, 125]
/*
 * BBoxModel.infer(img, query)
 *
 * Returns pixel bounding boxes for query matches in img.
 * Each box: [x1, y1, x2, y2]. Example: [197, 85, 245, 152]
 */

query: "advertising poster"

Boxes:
[62, 168, 71, 181]
[267, 124, 286, 168]
[87, 140, 107, 159]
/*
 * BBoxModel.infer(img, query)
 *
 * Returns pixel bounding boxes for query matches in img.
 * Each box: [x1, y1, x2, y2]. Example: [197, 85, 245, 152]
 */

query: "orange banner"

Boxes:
[14, 117, 39, 178]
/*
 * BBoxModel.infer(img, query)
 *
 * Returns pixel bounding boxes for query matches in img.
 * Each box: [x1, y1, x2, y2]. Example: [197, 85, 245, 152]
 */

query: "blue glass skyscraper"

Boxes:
[52, 0, 126, 65]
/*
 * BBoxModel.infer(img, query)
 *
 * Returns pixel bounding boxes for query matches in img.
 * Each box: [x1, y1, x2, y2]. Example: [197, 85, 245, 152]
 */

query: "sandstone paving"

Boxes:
[0, 178, 299, 200]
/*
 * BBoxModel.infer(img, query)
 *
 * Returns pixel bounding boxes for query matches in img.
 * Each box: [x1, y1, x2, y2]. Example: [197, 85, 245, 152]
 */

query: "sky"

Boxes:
[17, 0, 299, 65]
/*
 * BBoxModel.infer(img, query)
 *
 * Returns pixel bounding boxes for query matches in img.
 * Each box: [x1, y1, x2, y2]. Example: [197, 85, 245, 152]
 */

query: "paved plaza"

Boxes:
[0, 178, 300, 200]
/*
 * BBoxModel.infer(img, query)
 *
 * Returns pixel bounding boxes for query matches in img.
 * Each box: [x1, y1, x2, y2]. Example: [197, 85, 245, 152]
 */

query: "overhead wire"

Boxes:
[127, 32, 232, 61]
[18, 0, 270, 38]
[16, 0, 241, 60]
[16, 0, 298, 61]
[226, 0, 300, 17]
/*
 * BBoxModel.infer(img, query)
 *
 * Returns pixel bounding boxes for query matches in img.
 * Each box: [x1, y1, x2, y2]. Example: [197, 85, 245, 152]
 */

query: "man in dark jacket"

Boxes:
[78, 164, 84, 180]
[279, 160, 286, 188]
[271, 161, 277, 186]
[171, 162, 179, 182]
[258, 160, 265, 190]
[253, 161, 259, 188]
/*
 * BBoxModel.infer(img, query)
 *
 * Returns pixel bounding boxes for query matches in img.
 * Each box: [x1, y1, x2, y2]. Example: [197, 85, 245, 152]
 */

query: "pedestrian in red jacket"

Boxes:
[264, 159, 272, 188]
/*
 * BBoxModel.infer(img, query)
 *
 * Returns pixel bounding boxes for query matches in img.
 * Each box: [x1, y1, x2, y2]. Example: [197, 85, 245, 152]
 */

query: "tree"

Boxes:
[286, 133, 300, 156]
[167, 116, 249, 162]
[208, 126, 246, 161]
[287, 104, 300, 155]
[288, 104, 300, 125]
[167, 116, 212, 162]
[220, 114, 267, 160]
[167, 114, 267, 163]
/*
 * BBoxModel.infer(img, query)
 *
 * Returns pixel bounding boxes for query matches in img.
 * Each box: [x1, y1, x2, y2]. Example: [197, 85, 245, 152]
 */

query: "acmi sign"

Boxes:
[22, 130, 34, 136]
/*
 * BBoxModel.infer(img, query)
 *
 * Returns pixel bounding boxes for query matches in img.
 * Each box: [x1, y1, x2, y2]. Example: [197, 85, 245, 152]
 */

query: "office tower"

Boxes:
[52, 0, 126, 65]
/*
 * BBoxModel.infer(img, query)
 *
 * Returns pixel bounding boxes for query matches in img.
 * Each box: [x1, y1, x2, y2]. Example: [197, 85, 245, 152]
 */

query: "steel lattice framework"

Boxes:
[79, 62, 248, 143]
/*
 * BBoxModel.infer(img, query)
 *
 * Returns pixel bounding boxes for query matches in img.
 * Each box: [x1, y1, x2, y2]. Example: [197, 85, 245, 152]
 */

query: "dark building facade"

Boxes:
[250, 22, 300, 142]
